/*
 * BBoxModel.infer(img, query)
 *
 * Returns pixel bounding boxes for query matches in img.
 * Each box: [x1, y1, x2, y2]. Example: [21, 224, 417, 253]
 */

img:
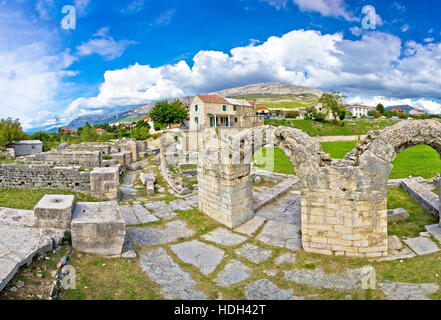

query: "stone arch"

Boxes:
[197, 120, 441, 258]
[197, 125, 325, 228]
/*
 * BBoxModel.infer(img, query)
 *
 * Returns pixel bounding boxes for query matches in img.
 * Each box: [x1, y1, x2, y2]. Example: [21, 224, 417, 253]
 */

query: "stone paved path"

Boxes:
[283, 267, 375, 291]
[257, 220, 302, 251]
[245, 279, 303, 300]
[0, 209, 65, 291]
[139, 248, 207, 300]
[202, 228, 248, 246]
[379, 281, 439, 300]
[255, 190, 301, 225]
[127, 220, 195, 247]
[171, 240, 225, 275]
[215, 260, 251, 287]
[235, 244, 272, 264]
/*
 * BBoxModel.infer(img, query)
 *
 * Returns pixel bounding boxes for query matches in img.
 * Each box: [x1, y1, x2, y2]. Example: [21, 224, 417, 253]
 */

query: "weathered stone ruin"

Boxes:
[196, 120, 441, 258]
[159, 133, 194, 195]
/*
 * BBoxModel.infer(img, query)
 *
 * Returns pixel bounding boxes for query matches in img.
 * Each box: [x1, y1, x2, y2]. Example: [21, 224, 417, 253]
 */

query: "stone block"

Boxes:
[34, 195, 76, 229]
[71, 202, 126, 255]
[90, 167, 119, 200]
[387, 208, 410, 222]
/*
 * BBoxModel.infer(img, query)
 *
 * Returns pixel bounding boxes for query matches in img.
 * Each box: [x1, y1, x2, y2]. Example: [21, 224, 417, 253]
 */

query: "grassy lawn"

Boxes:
[387, 188, 438, 238]
[265, 119, 398, 137]
[59, 252, 161, 300]
[321, 141, 358, 159]
[320, 142, 441, 180]
[389, 145, 441, 179]
[252, 147, 295, 175]
[0, 189, 100, 210]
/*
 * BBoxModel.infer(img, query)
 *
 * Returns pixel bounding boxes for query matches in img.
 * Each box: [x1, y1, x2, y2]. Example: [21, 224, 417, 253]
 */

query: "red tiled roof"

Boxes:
[169, 124, 180, 129]
[142, 116, 151, 121]
[196, 95, 230, 104]
[392, 108, 404, 113]
[256, 106, 269, 110]
[96, 128, 106, 132]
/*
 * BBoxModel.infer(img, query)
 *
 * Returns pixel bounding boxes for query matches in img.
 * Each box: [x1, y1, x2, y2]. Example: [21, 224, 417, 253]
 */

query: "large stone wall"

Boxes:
[0, 163, 90, 192]
[33, 151, 102, 168]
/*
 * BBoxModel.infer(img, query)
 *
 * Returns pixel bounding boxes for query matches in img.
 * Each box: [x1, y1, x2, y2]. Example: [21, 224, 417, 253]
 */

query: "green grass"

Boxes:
[321, 141, 358, 159]
[265, 119, 398, 137]
[320, 142, 441, 180]
[387, 188, 438, 237]
[59, 253, 161, 300]
[389, 145, 441, 179]
[0, 189, 100, 210]
[252, 147, 295, 175]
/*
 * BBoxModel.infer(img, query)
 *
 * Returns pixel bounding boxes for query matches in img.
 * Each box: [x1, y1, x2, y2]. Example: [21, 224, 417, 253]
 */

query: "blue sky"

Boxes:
[2, 0, 441, 131]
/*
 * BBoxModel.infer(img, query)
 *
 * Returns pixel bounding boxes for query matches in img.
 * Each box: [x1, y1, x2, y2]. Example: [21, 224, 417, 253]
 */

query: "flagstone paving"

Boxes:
[202, 228, 248, 247]
[403, 236, 440, 256]
[235, 244, 272, 264]
[379, 281, 439, 300]
[256, 220, 302, 251]
[275, 253, 296, 266]
[245, 279, 304, 300]
[215, 260, 251, 287]
[255, 191, 301, 225]
[139, 248, 207, 300]
[170, 240, 225, 276]
[127, 220, 195, 247]
[283, 267, 375, 291]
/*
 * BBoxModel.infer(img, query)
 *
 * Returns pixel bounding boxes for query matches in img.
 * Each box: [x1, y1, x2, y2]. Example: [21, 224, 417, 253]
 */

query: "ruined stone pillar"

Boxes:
[301, 150, 391, 258]
[90, 167, 119, 200]
[198, 149, 253, 228]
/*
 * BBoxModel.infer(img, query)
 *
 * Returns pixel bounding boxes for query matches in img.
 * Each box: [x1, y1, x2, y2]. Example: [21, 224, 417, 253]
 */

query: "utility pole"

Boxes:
[56, 117, 60, 142]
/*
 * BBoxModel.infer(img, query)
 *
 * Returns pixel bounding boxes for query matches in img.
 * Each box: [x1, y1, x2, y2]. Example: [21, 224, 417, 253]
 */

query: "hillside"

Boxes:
[65, 82, 322, 129]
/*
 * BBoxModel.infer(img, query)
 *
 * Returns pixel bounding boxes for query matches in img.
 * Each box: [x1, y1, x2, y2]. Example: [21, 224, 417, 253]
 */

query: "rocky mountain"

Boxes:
[65, 82, 322, 129]
[211, 82, 323, 98]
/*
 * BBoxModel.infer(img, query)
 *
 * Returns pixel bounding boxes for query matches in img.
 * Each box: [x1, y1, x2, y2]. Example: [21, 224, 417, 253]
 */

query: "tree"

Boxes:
[285, 111, 300, 119]
[319, 90, 346, 119]
[0, 118, 26, 146]
[81, 124, 99, 142]
[376, 103, 385, 114]
[149, 99, 189, 127]
[130, 119, 151, 140]
[368, 110, 381, 118]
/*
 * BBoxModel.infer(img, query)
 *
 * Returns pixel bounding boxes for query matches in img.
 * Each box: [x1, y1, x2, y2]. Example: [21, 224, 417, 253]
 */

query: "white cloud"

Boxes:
[76, 28, 137, 61]
[65, 29, 441, 117]
[401, 24, 410, 32]
[74, 0, 91, 15]
[424, 37, 435, 43]
[150, 9, 176, 27]
[292, 0, 358, 21]
[0, 6, 77, 130]
[260, 0, 288, 10]
[121, 0, 145, 15]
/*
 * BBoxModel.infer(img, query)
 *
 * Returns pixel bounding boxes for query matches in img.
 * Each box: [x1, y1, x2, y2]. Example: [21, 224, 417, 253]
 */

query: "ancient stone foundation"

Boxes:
[0, 163, 90, 192]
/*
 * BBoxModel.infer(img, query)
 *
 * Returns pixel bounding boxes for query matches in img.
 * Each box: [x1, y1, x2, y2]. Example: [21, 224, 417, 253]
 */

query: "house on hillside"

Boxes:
[345, 105, 374, 118]
[61, 127, 76, 134]
[391, 108, 405, 114]
[189, 95, 264, 130]
[256, 106, 270, 116]
[96, 128, 106, 135]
